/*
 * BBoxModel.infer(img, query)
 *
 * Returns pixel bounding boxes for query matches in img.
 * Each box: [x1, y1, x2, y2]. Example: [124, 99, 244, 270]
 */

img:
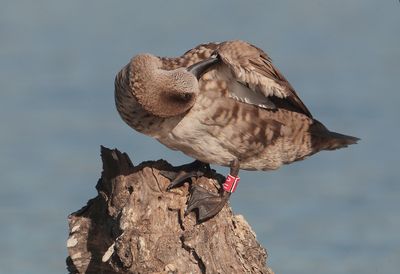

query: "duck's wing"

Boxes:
[216, 40, 313, 118]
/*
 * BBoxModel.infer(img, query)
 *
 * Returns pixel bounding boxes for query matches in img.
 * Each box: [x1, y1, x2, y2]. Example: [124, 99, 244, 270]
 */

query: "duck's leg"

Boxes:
[186, 159, 240, 222]
[160, 160, 211, 190]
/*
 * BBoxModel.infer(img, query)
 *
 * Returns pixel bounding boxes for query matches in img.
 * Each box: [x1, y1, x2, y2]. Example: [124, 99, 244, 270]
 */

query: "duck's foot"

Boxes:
[185, 159, 241, 222]
[185, 185, 231, 222]
[160, 160, 210, 190]
[162, 158, 240, 222]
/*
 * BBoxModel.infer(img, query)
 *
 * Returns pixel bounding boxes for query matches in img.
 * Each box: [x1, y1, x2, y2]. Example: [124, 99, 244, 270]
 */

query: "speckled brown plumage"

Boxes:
[115, 40, 358, 171]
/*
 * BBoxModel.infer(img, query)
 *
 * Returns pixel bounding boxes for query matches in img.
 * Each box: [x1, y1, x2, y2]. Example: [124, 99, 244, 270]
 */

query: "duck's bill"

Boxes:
[187, 56, 220, 80]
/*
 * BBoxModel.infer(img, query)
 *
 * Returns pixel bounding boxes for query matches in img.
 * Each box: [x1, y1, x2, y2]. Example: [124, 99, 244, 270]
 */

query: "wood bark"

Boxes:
[67, 146, 273, 274]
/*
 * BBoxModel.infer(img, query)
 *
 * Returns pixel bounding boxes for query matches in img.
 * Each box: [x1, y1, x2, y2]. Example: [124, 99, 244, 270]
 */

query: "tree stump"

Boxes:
[67, 146, 273, 274]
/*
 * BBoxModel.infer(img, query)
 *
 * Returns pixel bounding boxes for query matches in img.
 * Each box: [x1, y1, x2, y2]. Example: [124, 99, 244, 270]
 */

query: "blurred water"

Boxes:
[0, 1, 399, 273]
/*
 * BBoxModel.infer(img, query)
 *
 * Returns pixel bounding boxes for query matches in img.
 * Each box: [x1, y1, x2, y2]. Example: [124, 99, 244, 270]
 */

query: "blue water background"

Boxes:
[1, 1, 399, 273]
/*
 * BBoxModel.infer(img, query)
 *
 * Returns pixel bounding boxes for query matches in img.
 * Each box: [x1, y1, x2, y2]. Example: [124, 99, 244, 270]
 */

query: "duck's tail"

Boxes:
[309, 120, 360, 152]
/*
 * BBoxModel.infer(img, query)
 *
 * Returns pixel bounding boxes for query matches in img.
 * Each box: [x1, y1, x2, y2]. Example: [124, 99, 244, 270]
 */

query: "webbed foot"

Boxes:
[185, 185, 231, 222]
[185, 158, 241, 222]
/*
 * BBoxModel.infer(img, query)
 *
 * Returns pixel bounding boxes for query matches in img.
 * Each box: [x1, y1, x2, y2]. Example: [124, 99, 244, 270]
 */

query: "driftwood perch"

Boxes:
[67, 146, 273, 274]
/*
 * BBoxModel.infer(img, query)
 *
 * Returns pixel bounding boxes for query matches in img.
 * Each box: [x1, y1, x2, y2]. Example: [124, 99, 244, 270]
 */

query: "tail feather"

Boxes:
[310, 120, 360, 151]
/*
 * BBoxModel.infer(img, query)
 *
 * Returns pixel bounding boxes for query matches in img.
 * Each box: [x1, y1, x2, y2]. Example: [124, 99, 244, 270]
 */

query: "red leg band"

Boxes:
[223, 174, 240, 193]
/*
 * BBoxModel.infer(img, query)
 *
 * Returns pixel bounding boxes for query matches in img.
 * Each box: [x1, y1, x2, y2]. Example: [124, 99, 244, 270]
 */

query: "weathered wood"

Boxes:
[67, 146, 273, 274]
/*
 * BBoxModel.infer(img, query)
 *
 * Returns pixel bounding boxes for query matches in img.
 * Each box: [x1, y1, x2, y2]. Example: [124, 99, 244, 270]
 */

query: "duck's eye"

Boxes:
[183, 93, 192, 100]
[169, 92, 193, 102]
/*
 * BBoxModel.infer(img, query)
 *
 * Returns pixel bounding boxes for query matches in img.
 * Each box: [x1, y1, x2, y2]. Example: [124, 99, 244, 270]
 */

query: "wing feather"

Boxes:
[216, 40, 313, 117]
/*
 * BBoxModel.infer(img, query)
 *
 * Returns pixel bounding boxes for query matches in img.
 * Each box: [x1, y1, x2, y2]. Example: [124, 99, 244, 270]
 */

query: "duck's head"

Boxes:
[128, 54, 218, 118]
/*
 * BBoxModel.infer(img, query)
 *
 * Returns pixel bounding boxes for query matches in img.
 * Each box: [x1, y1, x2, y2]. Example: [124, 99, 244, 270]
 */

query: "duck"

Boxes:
[114, 40, 359, 222]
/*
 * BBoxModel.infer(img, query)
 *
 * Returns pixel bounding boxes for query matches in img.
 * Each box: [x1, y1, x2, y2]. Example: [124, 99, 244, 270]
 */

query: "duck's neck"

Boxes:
[114, 63, 186, 138]
[130, 54, 199, 117]
[114, 64, 164, 135]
